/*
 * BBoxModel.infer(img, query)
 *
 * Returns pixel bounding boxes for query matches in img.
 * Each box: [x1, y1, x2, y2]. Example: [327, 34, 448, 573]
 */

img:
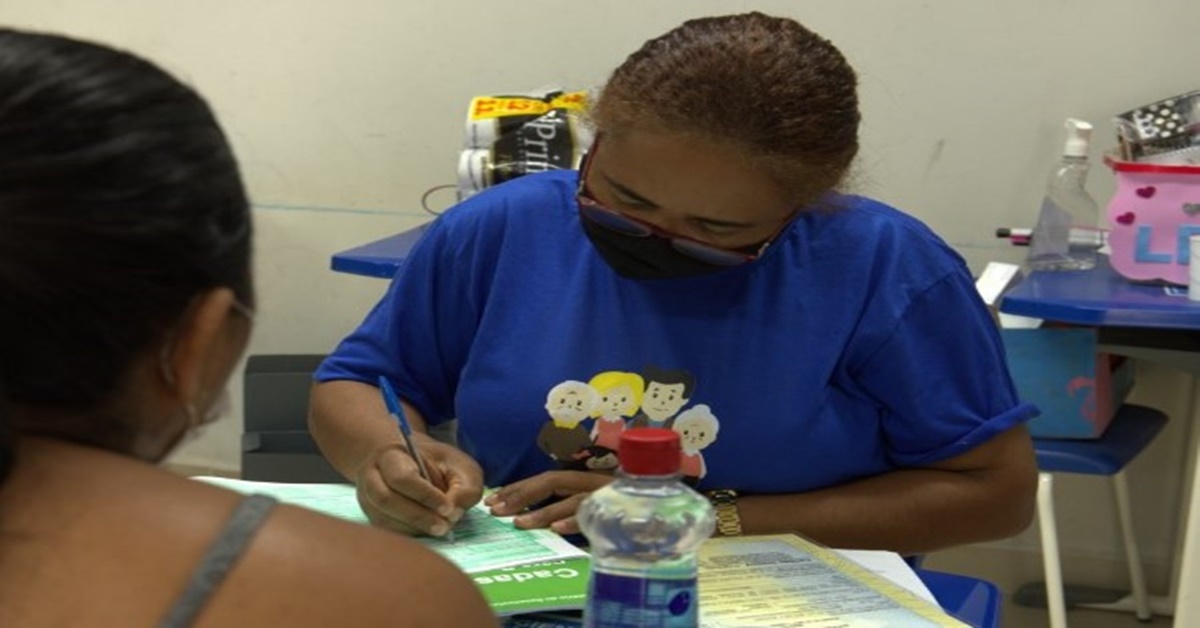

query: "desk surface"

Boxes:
[330, 223, 430, 278]
[999, 256, 1200, 329]
[918, 569, 1001, 628]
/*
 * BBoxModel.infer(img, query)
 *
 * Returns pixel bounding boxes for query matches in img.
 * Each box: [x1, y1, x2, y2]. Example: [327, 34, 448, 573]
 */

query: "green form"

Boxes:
[195, 477, 369, 523]
[417, 506, 587, 573]
[192, 477, 586, 574]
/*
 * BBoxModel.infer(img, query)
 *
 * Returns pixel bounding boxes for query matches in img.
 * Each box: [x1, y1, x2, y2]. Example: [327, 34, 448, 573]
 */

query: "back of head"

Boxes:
[0, 30, 252, 480]
[593, 12, 861, 205]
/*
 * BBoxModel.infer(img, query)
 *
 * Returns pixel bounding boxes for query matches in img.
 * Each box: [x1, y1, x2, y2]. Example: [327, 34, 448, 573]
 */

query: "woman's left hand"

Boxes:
[484, 471, 614, 534]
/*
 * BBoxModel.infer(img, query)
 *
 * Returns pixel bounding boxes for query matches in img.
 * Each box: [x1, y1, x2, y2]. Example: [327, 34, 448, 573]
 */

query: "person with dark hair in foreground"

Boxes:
[0, 29, 495, 627]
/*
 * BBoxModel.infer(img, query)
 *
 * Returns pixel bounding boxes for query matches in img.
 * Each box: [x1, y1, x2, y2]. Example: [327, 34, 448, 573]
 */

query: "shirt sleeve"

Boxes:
[313, 217, 484, 426]
[850, 267, 1040, 466]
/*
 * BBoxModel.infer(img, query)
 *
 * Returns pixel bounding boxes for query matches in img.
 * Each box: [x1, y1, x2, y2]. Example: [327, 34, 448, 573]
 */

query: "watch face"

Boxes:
[708, 489, 737, 504]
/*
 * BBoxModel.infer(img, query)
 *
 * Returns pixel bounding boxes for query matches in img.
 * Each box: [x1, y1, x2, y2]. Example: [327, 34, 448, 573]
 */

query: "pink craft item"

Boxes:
[1105, 155, 1200, 285]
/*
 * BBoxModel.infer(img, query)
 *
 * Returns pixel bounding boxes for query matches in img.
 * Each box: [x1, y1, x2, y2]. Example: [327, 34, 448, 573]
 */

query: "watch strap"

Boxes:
[706, 489, 743, 537]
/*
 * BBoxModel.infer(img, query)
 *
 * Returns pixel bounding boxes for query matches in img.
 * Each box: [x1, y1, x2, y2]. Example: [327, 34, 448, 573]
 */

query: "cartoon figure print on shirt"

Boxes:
[672, 404, 720, 486]
[629, 366, 695, 430]
[537, 380, 598, 470]
[585, 371, 645, 470]
[540, 367, 718, 481]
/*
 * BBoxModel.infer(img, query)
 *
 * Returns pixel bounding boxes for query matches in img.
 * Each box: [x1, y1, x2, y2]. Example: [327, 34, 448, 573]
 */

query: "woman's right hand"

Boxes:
[354, 435, 484, 537]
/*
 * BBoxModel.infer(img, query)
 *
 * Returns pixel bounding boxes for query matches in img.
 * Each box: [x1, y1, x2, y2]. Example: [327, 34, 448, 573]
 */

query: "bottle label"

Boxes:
[585, 571, 698, 627]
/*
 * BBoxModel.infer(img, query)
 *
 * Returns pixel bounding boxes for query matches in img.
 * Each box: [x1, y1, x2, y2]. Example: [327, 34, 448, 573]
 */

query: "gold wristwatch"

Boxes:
[706, 489, 742, 537]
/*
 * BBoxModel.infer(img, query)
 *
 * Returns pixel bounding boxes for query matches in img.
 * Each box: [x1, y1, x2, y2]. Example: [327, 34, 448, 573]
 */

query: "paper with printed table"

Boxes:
[195, 479, 964, 625]
[192, 477, 586, 574]
[497, 537, 966, 627]
[698, 534, 966, 627]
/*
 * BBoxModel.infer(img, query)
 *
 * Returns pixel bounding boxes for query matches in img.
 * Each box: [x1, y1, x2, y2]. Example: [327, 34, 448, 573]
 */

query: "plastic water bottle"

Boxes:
[1026, 118, 1104, 271]
[577, 428, 716, 627]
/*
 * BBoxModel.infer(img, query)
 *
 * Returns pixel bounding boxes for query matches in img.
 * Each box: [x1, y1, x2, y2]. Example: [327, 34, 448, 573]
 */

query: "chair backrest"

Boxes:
[242, 354, 346, 483]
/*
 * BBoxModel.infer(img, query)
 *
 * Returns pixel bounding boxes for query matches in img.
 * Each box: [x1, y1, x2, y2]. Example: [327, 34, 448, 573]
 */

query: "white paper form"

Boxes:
[835, 549, 938, 606]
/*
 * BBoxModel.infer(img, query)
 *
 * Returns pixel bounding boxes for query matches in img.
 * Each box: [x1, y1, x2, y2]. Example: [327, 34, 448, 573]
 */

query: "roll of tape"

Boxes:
[464, 117, 499, 150]
[456, 149, 491, 200]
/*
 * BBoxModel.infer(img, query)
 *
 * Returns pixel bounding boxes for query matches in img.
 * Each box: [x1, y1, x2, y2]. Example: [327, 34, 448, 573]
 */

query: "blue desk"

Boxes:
[330, 223, 431, 278]
[1000, 257, 1200, 622]
[1002, 256, 1200, 329]
[919, 569, 1002, 628]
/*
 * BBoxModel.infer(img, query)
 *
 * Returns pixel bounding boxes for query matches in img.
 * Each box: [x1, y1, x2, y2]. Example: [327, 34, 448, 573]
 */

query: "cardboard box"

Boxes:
[973, 262, 1134, 439]
[1000, 327, 1135, 439]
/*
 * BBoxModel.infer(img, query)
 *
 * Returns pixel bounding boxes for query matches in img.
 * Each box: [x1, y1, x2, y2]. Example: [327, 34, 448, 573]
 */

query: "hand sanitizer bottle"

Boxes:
[1026, 118, 1103, 271]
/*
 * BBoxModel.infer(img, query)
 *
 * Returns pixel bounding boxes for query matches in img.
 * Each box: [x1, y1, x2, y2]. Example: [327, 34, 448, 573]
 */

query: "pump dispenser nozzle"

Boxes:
[1063, 118, 1093, 158]
[1026, 117, 1101, 271]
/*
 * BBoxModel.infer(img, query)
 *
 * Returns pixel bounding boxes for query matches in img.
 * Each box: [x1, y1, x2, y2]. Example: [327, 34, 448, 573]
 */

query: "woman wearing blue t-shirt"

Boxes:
[310, 12, 1039, 554]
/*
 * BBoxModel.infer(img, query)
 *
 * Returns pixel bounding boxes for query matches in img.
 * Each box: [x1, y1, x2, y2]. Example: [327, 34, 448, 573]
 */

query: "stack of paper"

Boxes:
[698, 535, 966, 627]
[193, 478, 967, 626]
[192, 477, 589, 614]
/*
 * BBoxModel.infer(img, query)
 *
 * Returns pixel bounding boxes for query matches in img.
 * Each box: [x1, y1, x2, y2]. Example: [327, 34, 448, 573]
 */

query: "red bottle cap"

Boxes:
[618, 428, 681, 475]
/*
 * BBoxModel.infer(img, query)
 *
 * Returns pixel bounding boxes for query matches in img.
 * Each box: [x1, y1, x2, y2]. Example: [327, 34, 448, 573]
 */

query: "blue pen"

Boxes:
[378, 375, 456, 541]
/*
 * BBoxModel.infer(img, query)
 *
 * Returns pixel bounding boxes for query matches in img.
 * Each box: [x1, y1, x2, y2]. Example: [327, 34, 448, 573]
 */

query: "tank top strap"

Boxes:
[159, 493, 278, 627]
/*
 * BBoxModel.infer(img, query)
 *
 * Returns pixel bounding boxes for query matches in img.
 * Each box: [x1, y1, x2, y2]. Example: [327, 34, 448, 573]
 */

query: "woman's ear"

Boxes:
[159, 287, 241, 408]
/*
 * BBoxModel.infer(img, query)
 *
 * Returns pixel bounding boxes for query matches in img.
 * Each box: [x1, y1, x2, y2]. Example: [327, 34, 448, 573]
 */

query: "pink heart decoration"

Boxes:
[1136, 186, 1157, 198]
[1116, 212, 1136, 225]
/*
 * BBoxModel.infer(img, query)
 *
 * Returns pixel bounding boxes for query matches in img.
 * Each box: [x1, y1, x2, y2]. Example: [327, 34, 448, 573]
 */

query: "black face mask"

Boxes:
[581, 218, 752, 280]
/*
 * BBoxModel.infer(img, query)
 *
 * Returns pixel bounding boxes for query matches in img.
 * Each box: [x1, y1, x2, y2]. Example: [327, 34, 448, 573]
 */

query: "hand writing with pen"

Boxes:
[365, 377, 613, 538]
[361, 377, 483, 539]
[355, 436, 483, 538]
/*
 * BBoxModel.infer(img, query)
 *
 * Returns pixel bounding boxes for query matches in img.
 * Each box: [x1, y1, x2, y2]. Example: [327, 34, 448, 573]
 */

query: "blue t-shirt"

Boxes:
[317, 170, 1037, 493]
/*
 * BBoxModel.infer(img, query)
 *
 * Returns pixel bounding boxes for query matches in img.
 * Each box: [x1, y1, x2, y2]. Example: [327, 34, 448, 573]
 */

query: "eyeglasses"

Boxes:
[576, 137, 795, 267]
[158, 295, 255, 388]
[232, 299, 256, 322]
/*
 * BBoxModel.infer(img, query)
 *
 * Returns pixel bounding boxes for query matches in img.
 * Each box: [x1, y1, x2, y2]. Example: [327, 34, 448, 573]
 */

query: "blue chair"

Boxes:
[916, 569, 1002, 628]
[1028, 403, 1167, 628]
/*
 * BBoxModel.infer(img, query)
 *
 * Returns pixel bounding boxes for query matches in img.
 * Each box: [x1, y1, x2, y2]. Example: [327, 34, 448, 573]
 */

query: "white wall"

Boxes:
[6, 0, 1199, 571]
